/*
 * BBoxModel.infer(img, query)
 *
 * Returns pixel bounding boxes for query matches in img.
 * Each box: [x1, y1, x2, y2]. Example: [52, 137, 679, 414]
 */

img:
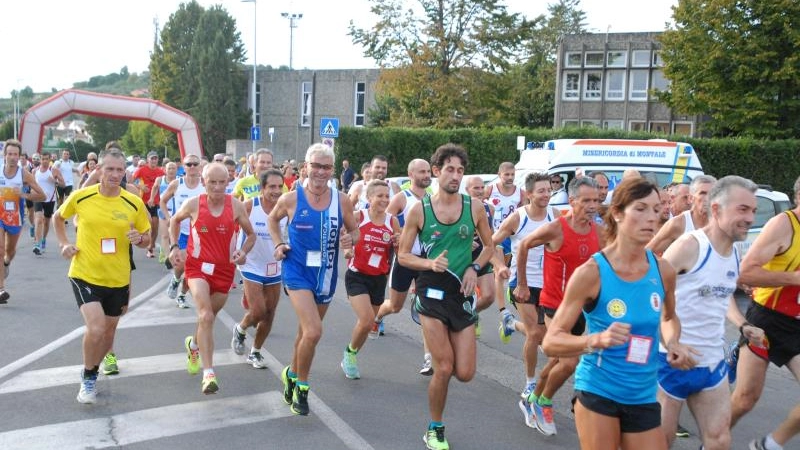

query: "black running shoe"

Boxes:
[291, 385, 309, 416]
[281, 365, 295, 405]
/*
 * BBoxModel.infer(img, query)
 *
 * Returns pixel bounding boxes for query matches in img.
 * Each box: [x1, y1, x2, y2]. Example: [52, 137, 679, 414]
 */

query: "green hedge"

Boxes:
[335, 127, 800, 196]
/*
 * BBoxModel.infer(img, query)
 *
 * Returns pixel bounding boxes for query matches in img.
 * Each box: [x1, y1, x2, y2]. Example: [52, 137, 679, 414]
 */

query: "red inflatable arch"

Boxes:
[19, 89, 203, 158]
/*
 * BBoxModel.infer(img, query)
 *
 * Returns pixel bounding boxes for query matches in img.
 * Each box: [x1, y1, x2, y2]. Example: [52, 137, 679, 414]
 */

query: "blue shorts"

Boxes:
[657, 353, 727, 401]
[282, 257, 336, 305]
[501, 237, 511, 255]
[241, 271, 281, 286]
[177, 233, 188, 250]
[0, 222, 22, 235]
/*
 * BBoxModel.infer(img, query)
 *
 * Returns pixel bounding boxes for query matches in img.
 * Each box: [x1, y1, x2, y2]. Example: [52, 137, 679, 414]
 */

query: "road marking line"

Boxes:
[0, 392, 291, 449]
[0, 351, 244, 394]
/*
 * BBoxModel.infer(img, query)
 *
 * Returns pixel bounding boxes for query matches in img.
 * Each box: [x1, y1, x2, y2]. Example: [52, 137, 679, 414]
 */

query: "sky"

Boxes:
[1, 0, 676, 98]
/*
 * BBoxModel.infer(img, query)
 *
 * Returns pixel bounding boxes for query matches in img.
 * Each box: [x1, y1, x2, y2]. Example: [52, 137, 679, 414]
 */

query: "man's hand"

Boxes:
[430, 250, 448, 273]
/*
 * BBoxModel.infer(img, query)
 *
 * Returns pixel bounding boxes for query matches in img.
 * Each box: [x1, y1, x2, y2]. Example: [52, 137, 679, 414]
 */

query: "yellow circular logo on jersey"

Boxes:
[607, 298, 627, 318]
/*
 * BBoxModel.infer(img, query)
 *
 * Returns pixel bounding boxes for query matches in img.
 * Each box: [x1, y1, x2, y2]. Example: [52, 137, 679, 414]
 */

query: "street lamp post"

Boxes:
[280, 12, 303, 70]
[242, 0, 257, 153]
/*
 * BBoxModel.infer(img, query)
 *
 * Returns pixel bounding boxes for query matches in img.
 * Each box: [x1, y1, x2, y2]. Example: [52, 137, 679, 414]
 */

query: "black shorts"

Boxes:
[510, 286, 545, 325]
[745, 301, 800, 367]
[146, 204, 158, 217]
[389, 257, 418, 292]
[575, 390, 661, 433]
[24, 199, 34, 209]
[414, 271, 476, 332]
[543, 306, 586, 336]
[345, 269, 388, 306]
[57, 185, 73, 200]
[33, 201, 56, 218]
[70, 277, 130, 317]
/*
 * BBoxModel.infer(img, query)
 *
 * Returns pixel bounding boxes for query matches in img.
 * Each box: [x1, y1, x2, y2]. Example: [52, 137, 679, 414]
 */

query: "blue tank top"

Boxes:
[285, 184, 342, 297]
[574, 250, 664, 405]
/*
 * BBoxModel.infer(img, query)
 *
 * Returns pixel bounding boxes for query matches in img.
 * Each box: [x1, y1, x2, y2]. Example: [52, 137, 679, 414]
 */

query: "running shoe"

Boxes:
[291, 385, 310, 416]
[32, 245, 41, 256]
[164, 259, 173, 270]
[77, 373, 98, 404]
[102, 352, 119, 376]
[675, 423, 690, 438]
[420, 354, 433, 376]
[29, 225, 34, 238]
[423, 425, 449, 450]
[518, 398, 537, 429]
[247, 352, 267, 369]
[166, 277, 180, 299]
[146, 249, 155, 258]
[748, 437, 767, 450]
[531, 400, 557, 436]
[176, 294, 189, 309]
[378, 320, 385, 336]
[281, 365, 296, 405]
[201, 373, 219, 394]
[41, 238, 46, 251]
[369, 321, 379, 339]
[231, 325, 246, 355]
[474, 314, 482, 338]
[158, 246, 167, 264]
[725, 336, 746, 384]
[0, 290, 10, 304]
[184, 336, 200, 375]
[499, 312, 515, 344]
[341, 349, 360, 379]
[521, 381, 537, 400]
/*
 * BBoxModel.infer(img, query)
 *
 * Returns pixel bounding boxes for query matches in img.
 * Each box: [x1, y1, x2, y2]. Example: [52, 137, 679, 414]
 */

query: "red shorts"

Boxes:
[185, 257, 235, 295]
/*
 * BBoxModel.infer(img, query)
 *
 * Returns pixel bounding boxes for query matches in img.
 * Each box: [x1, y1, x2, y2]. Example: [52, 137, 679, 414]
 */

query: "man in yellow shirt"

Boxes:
[54, 148, 151, 404]
[233, 148, 279, 201]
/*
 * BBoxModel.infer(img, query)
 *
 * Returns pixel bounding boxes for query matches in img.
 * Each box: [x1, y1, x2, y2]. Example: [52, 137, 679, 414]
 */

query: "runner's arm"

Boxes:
[739, 213, 800, 287]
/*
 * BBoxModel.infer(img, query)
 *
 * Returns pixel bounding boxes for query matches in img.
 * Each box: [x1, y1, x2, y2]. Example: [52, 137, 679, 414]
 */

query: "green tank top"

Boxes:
[419, 194, 475, 281]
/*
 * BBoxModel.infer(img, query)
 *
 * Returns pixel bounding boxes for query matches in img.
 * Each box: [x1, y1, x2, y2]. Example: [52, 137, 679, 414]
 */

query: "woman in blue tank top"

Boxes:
[541, 177, 698, 450]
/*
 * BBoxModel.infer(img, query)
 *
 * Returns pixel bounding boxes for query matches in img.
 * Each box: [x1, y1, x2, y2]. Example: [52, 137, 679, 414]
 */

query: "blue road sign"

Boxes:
[250, 126, 261, 141]
[320, 117, 339, 138]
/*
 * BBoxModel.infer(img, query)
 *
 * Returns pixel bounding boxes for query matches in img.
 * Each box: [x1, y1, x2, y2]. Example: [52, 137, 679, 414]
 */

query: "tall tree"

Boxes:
[659, 0, 800, 137]
[350, 0, 531, 127]
[149, 1, 248, 155]
[85, 116, 129, 147]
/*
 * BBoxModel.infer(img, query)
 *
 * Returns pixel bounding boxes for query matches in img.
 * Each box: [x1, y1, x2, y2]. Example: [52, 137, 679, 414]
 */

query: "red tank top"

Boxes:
[348, 210, 394, 276]
[187, 194, 236, 265]
[540, 216, 600, 310]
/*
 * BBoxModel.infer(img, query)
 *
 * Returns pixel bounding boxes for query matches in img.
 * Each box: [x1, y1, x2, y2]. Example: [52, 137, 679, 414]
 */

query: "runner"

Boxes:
[648, 175, 716, 254]
[340, 179, 400, 379]
[513, 176, 604, 436]
[150, 161, 178, 264]
[733, 174, 800, 450]
[349, 155, 401, 210]
[0, 139, 45, 303]
[160, 154, 204, 308]
[169, 163, 255, 394]
[53, 147, 151, 403]
[53, 148, 77, 209]
[659, 175, 764, 449]
[230, 169, 287, 369]
[398, 143, 494, 450]
[131, 151, 165, 259]
[268, 143, 357, 416]
[541, 176, 696, 450]
[32, 152, 64, 255]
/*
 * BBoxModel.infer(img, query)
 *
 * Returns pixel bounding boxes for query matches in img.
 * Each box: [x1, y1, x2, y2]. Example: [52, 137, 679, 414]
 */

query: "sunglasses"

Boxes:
[184, 162, 200, 167]
[309, 162, 334, 171]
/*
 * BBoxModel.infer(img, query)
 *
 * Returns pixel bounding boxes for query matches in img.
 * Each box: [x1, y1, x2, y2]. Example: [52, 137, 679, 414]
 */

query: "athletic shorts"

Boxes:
[177, 233, 189, 250]
[184, 257, 235, 295]
[345, 269, 388, 306]
[146, 204, 158, 218]
[414, 272, 476, 332]
[57, 185, 73, 200]
[282, 257, 336, 305]
[389, 257, 418, 292]
[543, 305, 586, 336]
[70, 277, 130, 317]
[0, 222, 21, 235]
[574, 390, 661, 433]
[241, 271, 281, 286]
[745, 301, 800, 367]
[510, 286, 545, 325]
[657, 354, 727, 400]
[24, 199, 33, 209]
[34, 201, 56, 218]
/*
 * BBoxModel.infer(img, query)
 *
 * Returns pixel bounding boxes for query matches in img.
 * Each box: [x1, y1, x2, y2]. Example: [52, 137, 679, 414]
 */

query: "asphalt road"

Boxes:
[0, 225, 796, 449]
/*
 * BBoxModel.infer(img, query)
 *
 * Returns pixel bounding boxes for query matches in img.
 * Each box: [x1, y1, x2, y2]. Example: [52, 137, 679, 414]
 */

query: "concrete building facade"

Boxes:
[228, 68, 380, 163]
[554, 32, 701, 137]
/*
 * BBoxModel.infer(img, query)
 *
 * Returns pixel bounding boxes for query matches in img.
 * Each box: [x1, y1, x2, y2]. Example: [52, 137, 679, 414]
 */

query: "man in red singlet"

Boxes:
[169, 163, 255, 395]
[513, 176, 603, 436]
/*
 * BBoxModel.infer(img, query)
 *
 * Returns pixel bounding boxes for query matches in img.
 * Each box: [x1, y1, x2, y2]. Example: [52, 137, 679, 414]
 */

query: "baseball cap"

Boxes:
[147, 151, 159, 158]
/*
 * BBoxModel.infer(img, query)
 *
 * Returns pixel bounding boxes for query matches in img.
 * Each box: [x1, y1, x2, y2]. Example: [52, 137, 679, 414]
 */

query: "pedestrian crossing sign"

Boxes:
[320, 117, 339, 138]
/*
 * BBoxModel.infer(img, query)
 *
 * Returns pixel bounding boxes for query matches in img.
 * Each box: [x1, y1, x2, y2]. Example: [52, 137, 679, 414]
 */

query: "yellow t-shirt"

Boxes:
[58, 185, 151, 287]
[233, 174, 288, 200]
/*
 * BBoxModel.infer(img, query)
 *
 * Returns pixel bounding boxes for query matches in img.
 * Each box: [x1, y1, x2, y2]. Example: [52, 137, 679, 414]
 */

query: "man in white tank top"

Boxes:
[32, 152, 65, 255]
[648, 175, 716, 254]
[659, 176, 766, 449]
[54, 149, 77, 208]
[160, 154, 205, 307]
[348, 155, 400, 210]
[492, 172, 558, 427]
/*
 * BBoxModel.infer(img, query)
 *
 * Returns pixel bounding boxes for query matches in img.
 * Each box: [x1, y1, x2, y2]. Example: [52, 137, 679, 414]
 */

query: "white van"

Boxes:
[544, 138, 704, 209]
[513, 142, 553, 188]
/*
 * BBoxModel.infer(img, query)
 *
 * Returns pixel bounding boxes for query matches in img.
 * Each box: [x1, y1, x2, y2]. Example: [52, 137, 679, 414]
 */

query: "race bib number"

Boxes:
[201, 262, 215, 275]
[306, 251, 322, 267]
[100, 238, 117, 254]
[368, 253, 382, 268]
[626, 335, 652, 365]
[266, 262, 279, 276]
[3, 201, 15, 211]
[426, 288, 444, 301]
